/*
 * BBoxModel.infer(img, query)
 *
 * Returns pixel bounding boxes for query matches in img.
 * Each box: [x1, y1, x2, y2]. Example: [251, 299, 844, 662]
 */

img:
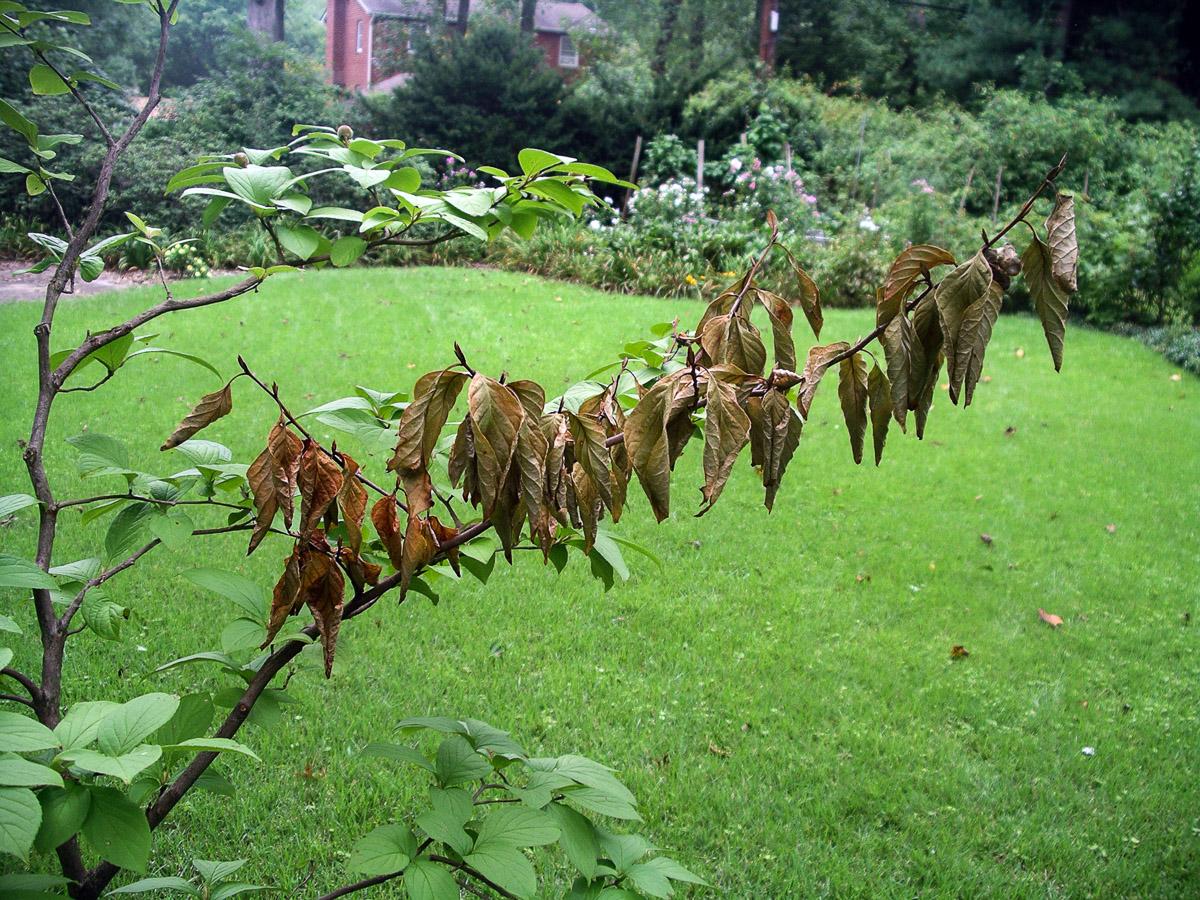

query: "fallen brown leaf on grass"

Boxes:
[1105, 523, 1117, 534]
[950, 644, 969, 659]
[1169, 373, 1182, 382]
[1038, 608, 1064, 628]
[980, 533, 993, 546]
[708, 742, 731, 758]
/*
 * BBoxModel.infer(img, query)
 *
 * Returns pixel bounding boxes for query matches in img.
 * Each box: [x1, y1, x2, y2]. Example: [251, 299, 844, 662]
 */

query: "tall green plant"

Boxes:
[0, 2, 1077, 897]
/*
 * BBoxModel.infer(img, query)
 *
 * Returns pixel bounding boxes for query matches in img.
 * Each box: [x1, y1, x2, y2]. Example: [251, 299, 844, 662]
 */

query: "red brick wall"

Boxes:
[534, 31, 584, 77]
[326, 0, 371, 90]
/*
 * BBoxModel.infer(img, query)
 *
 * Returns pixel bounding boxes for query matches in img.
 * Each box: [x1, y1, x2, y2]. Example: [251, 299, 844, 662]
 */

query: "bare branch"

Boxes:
[0, 693, 37, 709]
[1, 666, 41, 699]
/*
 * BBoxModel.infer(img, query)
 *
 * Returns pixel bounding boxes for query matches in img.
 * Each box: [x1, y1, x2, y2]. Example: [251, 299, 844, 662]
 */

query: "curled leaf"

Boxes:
[1021, 234, 1069, 372]
[877, 244, 955, 327]
[161, 382, 233, 450]
[297, 442, 343, 536]
[370, 494, 404, 570]
[1045, 191, 1078, 294]
[797, 342, 850, 418]
[934, 252, 993, 405]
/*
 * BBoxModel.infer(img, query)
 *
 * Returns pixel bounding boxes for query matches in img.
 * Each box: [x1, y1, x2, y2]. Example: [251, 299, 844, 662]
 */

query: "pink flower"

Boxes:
[752, 158, 761, 171]
[749, 181, 756, 190]
[729, 158, 743, 173]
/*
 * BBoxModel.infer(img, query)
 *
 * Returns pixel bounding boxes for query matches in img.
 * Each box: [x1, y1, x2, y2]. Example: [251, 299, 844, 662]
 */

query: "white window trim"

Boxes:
[558, 34, 579, 68]
[356, 20, 363, 53]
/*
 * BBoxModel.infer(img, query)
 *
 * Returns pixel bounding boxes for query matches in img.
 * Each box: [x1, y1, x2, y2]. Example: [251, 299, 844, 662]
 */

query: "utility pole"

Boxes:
[757, 0, 779, 75]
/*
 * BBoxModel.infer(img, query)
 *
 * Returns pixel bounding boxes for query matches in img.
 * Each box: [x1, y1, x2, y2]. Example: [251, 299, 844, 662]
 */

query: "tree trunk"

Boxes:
[520, 0, 536, 33]
[651, 0, 682, 79]
[248, 0, 285, 42]
[455, 0, 470, 35]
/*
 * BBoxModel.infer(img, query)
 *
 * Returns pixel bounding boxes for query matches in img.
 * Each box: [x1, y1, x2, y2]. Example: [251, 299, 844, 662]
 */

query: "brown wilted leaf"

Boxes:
[337, 453, 368, 553]
[1038, 608, 1064, 628]
[909, 294, 944, 439]
[700, 314, 767, 376]
[246, 420, 303, 555]
[1105, 523, 1117, 534]
[755, 289, 797, 372]
[624, 370, 701, 522]
[979, 533, 993, 545]
[698, 377, 750, 515]
[370, 494, 403, 569]
[707, 741, 731, 758]
[1021, 234, 1069, 372]
[877, 244, 956, 327]
[161, 381, 233, 450]
[570, 462, 601, 553]
[797, 342, 850, 418]
[881, 314, 920, 430]
[388, 369, 468, 475]
[756, 388, 802, 511]
[337, 546, 380, 595]
[466, 374, 525, 519]
[1045, 191, 1078, 294]
[962, 282, 1003, 407]
[934, 252, 993, 405]
[781, 246, 823, 338]
[837, 352, 869, 465]
[950, 644, 969, 659]
[400, 513, 436, 599]
[567, 411, 613, 511]
[867, 364, 891, 466]
[297, 442, 343, 536]
[427, 515, 460, 576]
[306, 558, 345, 678]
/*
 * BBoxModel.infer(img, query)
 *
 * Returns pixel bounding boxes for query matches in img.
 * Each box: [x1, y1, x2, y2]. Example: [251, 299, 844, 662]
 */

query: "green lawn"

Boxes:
[2, 266, 1198, 897]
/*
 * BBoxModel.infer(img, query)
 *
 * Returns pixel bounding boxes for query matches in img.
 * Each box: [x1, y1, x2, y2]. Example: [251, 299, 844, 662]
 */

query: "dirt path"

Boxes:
[0, 260, 240, 303]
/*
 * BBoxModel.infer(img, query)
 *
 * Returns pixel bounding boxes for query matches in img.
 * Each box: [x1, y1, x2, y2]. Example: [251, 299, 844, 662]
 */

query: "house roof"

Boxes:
[356, 0, 601, 34]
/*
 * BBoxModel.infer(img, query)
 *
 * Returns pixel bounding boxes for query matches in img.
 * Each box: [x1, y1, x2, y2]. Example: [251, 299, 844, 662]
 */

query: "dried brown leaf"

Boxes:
[837, 352, 869, 465]
[867, 364, 892, 467]
[370, 493, 403, 570]
[797, 342, 850, 419]
[297, 442, 343, 536]
[698, 376, 750, 515]
[935, 251, 993, 405]
[160, 381, 233, 450]
[877, 244, 956, 327]
[388, 369, 468, 474]
[1045, 191, 1078, 294]
[1021, 234, 1069, 372]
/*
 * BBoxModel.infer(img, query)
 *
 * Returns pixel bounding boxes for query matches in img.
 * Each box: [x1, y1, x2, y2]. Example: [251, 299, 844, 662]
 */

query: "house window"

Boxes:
[356, 20, 363, 53]
[558, 34, 579, 68]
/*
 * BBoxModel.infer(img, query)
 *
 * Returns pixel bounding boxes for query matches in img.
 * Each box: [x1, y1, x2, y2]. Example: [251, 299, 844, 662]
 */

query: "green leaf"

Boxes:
[0, 649, 9, 671]
[0, 753, 63, 788]
[81, 591, 129, 641]
[159, 738, 260, 761]
[125, 347, 222, 379]
[623, 861, 672, 898]
[641, 855, 706, 886]
[59, 745, 161, 784]
[0, 99, 38, 146]
[34, 781, 90, 853]
[465, 840, 537, 898]
[525, 178, 586, 215]
[348, 823, 416, 876]
[0, 787, 41, 860]
[547, 802, 600, 879]
[0, 556, 57, 590]
[182, 569, 268, 623]
[28, 63, 70, 96]
[415, 787, 472, 856]
[148, 508, 195, 551]
[81, 785, 151, 872]
[155, 693, 214, 746]
[476, 805, 559, 851]
[403, 858, 459, 900]
[275, 224, 321, 261]
[0, 615, 20, 635]
[0, 711, 59, 752]
[330, 235, 367, 267]
[434, 734, 491, 787]
[209, 882, 268, 900]
[54, 700, 119, 751]
[97, 693, 180, 755]
[222, 164, 291, 206]
[66, 433, 132, 478]
[0, 494, 38, 517]
[107, 876, 199, 895]
[220, 618, 266, 653]
[192, 859, 247, 883]
[104, 502, 155, 561]
[518, 148, 568, 175]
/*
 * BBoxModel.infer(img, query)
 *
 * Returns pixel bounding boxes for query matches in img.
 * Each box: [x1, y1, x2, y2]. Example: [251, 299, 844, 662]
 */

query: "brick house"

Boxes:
[325, 0, 601, 93]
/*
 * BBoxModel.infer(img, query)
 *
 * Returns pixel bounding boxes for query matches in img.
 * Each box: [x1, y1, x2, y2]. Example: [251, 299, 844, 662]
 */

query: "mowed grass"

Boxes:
[1, 266, 1198, 898]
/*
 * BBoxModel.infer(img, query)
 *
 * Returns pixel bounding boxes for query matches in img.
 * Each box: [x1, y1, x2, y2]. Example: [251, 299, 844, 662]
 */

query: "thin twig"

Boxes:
[0, 693, 36, 709]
